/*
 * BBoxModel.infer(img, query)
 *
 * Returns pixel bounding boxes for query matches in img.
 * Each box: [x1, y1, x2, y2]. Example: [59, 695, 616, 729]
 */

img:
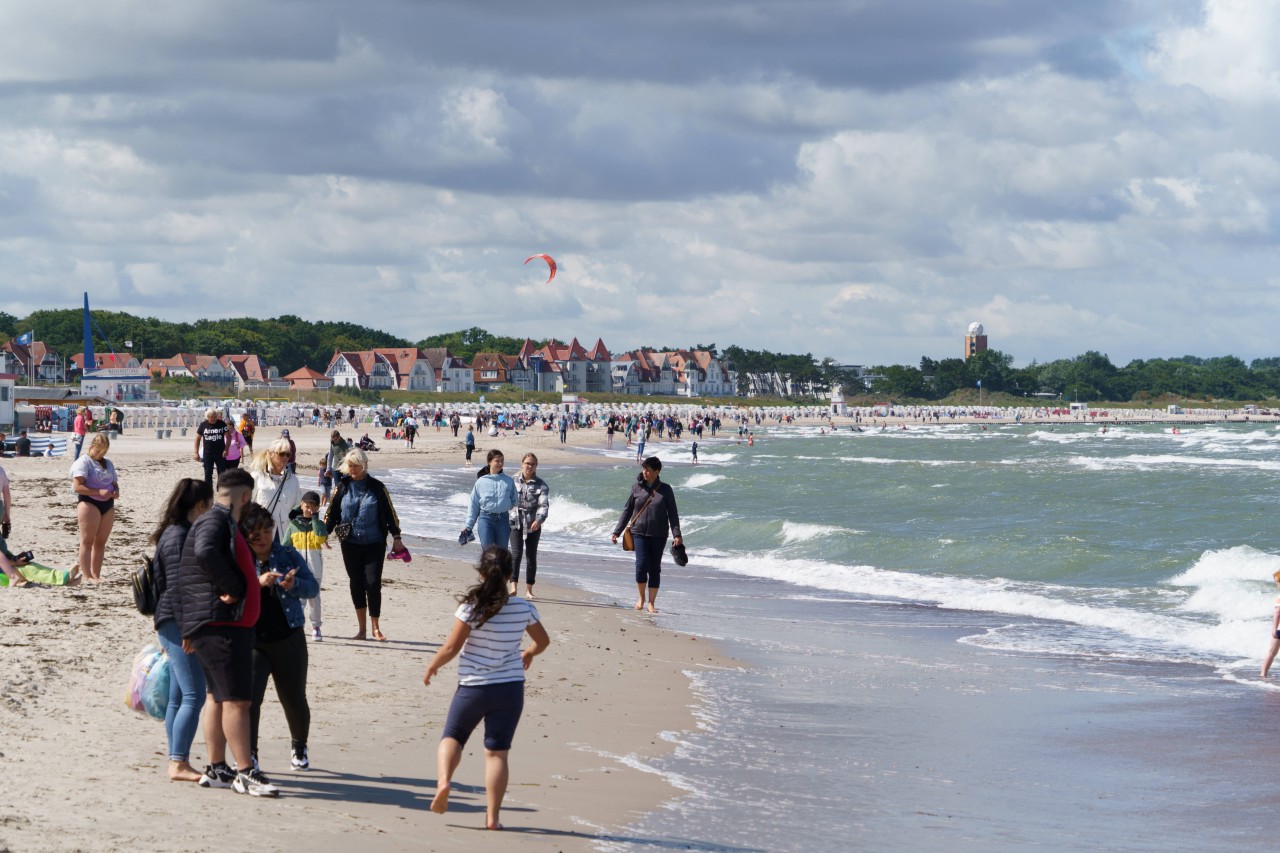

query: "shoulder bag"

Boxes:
[621, 490, 656, 552]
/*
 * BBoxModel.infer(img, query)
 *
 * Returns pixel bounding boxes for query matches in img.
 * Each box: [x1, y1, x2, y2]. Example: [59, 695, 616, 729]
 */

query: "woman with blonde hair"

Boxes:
[70, 432, 119, 583]
[325, 448, 403, 641]
[247, 438, 300, 544]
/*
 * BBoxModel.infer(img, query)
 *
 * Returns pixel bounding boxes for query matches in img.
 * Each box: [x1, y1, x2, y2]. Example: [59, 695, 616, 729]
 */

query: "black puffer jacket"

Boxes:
[152, 520, 192, 630]
[176, 503, 249, 638]
[612, 477, 681, 540]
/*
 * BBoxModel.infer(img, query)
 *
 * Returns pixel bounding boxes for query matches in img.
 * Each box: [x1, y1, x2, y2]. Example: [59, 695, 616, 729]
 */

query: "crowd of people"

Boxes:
[0, 412, 697, 830]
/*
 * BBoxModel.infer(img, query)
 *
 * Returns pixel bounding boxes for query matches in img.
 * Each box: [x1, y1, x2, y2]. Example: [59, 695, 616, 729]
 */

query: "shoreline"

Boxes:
[0, 427, 736, 852]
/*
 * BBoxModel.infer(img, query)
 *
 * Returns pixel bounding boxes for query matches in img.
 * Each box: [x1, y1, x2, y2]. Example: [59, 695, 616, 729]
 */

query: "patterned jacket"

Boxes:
[509, 474, 550, 531]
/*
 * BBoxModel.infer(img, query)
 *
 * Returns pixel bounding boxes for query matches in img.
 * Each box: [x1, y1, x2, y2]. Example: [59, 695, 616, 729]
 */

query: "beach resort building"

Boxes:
[470, 352, 520, 391]
[371, 348, 435, 392]
[1, 339, 65, 384]
[71, 352, 139, 373]
[422, 348, 474, 393]
[146, 353, 238, 385]
[610, 349, 737, 396]
[220, 354, 287, 391]
[325, 350, 396, 390]
[282, 366, 334, 391]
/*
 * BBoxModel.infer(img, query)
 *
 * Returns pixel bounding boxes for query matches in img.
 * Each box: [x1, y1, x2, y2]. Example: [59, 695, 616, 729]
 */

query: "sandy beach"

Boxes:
[0, 424, 733, 852]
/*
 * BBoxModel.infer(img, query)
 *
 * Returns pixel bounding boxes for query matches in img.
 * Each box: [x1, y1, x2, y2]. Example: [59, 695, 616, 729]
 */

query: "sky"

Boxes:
[2, 0, 1278, 368]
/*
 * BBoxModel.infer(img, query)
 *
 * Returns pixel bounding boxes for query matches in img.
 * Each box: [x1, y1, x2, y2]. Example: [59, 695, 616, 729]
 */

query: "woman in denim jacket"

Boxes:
[240, 502, 320, 775]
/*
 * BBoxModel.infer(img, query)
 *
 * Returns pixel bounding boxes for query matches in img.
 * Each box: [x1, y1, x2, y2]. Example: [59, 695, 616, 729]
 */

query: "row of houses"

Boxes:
[331, 338, 736, 397]
[2, 336, 737, 397]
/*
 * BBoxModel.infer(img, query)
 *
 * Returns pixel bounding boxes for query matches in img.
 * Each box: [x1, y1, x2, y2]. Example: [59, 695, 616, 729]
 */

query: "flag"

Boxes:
[124, 340, 133, 348]
[15, 332, 31, 346]
[976, 379, 982, 388]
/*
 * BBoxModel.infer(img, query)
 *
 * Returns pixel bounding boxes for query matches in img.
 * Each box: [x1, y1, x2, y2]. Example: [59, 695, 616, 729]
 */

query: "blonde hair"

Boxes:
[87, 432, 110, 456]
[246, 438, 293, 474]
[339, 447, 369, 475]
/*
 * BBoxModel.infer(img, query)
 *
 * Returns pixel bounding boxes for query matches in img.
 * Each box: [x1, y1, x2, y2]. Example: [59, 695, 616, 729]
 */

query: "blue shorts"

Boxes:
[441, 681, 525, 751]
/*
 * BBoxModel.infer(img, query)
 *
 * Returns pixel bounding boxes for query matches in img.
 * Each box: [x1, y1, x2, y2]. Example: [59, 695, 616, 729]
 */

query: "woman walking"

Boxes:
[325, 448, 404, 641]
[462, 450, 517, 550]
[508, 453, 549, 599]
[423, 546, 550, 830]
[151, 477, 213, 781]
[70, 432, 120, 583]
[610, 456, 682, 613]
[239, 503, 319, 773]
[248, 438, 301, 544]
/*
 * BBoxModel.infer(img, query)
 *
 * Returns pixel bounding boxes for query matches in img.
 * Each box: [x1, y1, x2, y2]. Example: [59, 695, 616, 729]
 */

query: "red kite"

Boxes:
[524, 253, 557, 283]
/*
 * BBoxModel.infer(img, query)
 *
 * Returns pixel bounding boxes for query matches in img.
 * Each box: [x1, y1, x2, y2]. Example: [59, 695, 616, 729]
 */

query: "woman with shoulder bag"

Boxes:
[248, 438, 300, 544]
[325, 448, 404, 641]
[610, 456, 682, 613]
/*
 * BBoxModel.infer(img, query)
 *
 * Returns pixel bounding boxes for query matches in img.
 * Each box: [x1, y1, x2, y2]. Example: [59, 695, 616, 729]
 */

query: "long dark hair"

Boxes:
[457, 546, 511, 627]
[150, 478, 213, 545]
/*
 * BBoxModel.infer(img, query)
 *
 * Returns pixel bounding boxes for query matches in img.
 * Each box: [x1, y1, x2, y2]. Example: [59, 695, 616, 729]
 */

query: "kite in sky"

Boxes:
[524, 253, 557, 283]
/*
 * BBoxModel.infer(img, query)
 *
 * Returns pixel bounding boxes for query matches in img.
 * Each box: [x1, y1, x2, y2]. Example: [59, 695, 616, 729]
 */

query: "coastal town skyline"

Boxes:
[2, 3, 1276, 366]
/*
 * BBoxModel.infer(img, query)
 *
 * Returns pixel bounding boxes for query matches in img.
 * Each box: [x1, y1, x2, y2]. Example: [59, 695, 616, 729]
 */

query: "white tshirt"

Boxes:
[455, 598, 541, 686]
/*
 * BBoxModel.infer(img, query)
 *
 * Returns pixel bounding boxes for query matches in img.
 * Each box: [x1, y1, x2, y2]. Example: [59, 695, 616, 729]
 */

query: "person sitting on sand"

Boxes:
[423, 546, 550, 831]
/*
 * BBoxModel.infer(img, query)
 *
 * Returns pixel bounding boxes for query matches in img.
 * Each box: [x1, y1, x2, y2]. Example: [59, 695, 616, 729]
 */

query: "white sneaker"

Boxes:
[291, 745, 310, 770]
[233, 768, 279, 797]
[312, 627, 322, 642]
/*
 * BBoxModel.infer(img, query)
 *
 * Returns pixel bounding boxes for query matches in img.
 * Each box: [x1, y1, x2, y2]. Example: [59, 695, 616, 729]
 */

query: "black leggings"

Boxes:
[341, 540, 386, 617]
[509, 527, 541, 585]
[250, 628, 310, 754]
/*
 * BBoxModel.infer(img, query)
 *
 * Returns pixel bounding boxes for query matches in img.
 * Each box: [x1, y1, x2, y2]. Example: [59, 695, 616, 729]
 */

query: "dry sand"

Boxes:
[0, 424, 734, 852]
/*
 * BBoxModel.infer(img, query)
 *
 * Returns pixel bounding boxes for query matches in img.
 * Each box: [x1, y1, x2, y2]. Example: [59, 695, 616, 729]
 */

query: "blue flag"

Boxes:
[15, 332, 31, 346]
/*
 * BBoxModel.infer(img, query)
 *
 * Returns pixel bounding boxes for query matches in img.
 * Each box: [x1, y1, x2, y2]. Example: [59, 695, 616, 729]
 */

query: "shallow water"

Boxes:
[387, 422, 1280, 849]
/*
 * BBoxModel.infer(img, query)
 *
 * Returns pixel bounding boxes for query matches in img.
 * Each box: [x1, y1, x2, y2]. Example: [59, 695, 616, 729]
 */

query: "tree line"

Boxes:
[3, 309, 1278, 401]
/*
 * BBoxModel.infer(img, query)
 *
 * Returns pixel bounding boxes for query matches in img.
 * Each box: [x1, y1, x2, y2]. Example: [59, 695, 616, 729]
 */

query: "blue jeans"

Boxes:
[476, 512, 510, 551]
[633, 534, 666, 588]
[156, 619, 207, 762]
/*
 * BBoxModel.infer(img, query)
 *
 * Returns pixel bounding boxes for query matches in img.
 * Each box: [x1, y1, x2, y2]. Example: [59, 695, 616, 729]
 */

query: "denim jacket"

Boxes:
[256, 539, 320, 630]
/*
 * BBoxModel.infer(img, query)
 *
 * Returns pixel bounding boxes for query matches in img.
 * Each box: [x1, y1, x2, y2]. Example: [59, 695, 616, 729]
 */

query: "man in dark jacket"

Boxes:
[178, 468, 278, 797]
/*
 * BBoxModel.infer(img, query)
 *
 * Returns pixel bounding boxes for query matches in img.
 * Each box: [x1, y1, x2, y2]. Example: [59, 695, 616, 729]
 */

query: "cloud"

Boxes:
[4, 0, 1280, 372]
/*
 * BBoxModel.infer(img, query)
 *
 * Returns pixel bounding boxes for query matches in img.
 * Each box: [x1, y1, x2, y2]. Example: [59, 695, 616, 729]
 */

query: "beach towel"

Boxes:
[0, 562, 73, 586]
[125, 643, 169, 721]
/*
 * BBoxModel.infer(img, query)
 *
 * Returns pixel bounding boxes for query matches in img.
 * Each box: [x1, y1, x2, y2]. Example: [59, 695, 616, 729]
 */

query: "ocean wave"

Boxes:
[779, 521, 859, 544]
[698, 553, 1267, 662]
[684, 473, 726, 489]
[1067, 454, 1280, 473]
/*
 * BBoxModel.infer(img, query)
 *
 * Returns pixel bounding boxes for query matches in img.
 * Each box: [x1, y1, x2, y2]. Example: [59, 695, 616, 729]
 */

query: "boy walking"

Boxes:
[288, 491, 330, 641]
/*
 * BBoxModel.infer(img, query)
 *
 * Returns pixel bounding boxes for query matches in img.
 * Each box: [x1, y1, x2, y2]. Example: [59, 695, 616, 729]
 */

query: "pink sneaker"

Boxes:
[387, 547, 412, 563]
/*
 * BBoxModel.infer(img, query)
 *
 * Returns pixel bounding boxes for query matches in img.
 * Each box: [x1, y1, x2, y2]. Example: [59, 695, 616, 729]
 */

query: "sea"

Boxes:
[384, 421, 1280, 851]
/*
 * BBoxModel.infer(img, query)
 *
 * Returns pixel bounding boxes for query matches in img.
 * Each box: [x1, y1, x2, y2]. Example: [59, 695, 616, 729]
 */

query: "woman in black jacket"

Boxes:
[610, 456, 683, 613]
[324, 447, 403, 641]
[151, 477, 213, 782]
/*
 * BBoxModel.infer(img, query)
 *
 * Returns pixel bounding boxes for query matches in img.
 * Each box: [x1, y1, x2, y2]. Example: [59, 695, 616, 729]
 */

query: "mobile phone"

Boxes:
[18, 550, 33, 562]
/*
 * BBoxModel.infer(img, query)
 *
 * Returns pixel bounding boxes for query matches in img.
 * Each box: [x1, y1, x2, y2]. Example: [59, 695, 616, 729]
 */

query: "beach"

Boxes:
[0, 424, 732, 852]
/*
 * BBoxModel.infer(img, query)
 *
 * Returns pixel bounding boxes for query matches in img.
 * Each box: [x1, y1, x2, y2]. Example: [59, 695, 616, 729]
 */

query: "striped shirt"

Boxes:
[455, 598, 541, 686]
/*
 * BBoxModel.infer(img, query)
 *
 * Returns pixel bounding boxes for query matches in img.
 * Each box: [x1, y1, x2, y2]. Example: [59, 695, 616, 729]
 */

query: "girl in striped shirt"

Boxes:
[423, 546, 550, 830]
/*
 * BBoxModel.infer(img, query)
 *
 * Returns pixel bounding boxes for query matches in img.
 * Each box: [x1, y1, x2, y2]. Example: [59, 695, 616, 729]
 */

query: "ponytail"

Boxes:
[457, 545, 511, 627]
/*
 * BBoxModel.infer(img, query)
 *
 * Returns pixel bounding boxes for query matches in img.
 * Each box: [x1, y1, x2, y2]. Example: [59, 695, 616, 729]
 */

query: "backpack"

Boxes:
[131, 553, 159, 615]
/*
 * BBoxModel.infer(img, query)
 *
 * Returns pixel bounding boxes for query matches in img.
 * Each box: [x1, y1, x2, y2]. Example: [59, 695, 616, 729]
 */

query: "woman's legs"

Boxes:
[90, 507, 114, 579]
[523, 529, 540, 594]
[432, 737, 463, 814]
[1263, 637, 1280, 677]
[483, 749, 510, 830]
[75, 502, 101, 581]
[633, 536, 664, 613]
[249, 644, 273, 758]
[342, 542, 370, 639]
[271, 630, 311, 750]
[508, 527, 524, 592]
[363, 545, 387, 640]
[156, 621, 206, 780]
